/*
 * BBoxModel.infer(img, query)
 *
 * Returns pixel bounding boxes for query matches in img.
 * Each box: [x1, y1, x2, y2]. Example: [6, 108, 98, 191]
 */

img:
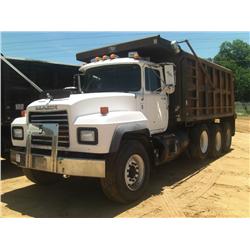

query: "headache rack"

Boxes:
[28, 110, 70, 147]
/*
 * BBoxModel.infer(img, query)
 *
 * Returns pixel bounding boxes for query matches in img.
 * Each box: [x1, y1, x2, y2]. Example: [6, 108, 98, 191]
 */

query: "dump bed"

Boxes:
[170, 52, 234, 127]
[76, 35, 235, 128]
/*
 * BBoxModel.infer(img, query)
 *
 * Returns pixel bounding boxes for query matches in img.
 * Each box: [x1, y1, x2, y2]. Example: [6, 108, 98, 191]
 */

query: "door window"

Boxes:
[145, 68, 161, 92]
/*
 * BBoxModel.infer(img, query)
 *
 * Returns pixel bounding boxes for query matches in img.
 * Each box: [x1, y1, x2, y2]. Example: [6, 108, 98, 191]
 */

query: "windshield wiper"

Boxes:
[92, 75, 101, 81]
[85, 74, 102, 92]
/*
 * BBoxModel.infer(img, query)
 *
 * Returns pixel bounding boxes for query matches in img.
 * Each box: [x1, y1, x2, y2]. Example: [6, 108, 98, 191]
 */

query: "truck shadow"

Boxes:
[1, 151, 232, 218]
[1, 162, 23, 180]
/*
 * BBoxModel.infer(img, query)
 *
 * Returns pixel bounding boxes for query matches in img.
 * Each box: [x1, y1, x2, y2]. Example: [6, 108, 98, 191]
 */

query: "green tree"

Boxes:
[214, 39, 250, 102]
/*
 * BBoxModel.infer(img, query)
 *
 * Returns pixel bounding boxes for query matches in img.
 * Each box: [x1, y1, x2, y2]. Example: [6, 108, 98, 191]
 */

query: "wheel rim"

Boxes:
[124, 154, 145, 191]
[215, 131, 222, 152]
[200, 130, 208, 154]
[226, 128, 231, 147]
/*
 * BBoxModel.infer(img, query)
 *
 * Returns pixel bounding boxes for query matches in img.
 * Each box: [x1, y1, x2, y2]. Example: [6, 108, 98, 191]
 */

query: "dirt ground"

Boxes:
[1, 117, 249, 218]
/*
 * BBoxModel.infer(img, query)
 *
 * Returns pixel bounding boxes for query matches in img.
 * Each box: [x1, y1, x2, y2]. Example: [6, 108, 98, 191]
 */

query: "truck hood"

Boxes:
[27, 92, 137, 118]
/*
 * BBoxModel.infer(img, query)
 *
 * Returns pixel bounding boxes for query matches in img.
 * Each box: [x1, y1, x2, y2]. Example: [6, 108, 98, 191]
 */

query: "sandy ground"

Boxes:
[1, 117, 249, 218]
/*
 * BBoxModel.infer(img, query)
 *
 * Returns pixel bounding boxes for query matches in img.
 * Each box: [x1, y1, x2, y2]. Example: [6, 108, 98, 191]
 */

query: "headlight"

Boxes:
[12, 126, 24, 140]
[77, 128, 98, 145]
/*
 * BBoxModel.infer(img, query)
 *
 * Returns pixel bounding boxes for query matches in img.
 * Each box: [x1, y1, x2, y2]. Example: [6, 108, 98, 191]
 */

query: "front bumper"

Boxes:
[10, 123, 106, 178]
[10, 149, 106, 178]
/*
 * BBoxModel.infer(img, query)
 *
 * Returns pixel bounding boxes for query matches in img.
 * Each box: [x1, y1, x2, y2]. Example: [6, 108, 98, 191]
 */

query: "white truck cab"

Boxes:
[79, 57, 171, 134]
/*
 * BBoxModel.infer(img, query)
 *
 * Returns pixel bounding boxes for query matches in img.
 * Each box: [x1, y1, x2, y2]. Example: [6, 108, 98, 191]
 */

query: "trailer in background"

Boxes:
[1, 57, 79, 156]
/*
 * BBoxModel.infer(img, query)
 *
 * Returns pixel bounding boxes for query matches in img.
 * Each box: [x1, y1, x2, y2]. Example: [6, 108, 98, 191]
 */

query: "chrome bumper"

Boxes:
[10, 149, 106, 178]
[10, 123, 105, 178]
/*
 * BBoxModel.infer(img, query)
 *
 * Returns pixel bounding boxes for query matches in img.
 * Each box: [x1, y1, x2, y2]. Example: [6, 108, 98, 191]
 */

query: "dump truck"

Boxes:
[10, 36, 236, 203]
[1, 57, 79, 156]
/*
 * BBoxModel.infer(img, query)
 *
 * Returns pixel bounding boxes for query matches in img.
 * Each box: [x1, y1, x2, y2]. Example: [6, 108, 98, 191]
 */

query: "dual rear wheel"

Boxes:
[189, 121, 232, 160]
[209, 124, 223, 158]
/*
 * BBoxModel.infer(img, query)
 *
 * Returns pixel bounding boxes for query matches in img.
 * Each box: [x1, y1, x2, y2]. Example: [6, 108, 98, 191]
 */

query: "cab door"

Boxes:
[142, 66, 168, 134]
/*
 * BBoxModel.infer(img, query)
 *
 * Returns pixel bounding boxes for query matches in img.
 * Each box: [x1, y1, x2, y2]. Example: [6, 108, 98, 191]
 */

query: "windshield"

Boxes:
[81, 64, 141, 93]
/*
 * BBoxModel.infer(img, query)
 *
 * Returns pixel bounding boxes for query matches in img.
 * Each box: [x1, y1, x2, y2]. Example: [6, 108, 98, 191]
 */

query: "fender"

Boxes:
[109, 123, 150, 153]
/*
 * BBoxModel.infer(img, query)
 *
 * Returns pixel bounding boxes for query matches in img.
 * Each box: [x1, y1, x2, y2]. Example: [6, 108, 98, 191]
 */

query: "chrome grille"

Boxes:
[29, 111, 69, 147]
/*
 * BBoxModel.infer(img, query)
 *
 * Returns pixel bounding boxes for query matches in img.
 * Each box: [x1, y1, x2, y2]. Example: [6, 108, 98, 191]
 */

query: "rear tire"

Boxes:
[22, 168, 61, 185]
[222, 122, 232, 153]
[209, 124, 222, 158]
[100, 140, 151, 204]
[189, 124, 210, 160]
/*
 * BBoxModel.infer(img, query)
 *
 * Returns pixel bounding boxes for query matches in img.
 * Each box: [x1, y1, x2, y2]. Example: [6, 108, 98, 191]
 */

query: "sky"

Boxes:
[1, 32, 249, 65]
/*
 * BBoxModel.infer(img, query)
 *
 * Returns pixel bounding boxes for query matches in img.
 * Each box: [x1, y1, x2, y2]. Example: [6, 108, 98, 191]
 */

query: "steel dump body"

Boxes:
[169, 52, 234, 128]
[76, 35, 235, 129]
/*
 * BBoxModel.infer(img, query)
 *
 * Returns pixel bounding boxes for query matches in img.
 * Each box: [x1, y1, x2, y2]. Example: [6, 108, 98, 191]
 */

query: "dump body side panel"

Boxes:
[168, 52, 234, 128]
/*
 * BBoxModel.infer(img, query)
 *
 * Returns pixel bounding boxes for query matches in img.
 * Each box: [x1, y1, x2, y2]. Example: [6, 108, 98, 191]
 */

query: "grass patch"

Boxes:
[235, 102, 250, 116]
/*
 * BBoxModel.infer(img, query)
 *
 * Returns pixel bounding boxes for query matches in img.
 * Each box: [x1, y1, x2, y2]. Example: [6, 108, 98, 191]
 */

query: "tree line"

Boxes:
[210, 39, 250, 102]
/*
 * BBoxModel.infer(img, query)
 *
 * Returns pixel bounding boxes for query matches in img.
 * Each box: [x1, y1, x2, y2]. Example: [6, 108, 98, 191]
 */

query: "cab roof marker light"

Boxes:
[110, 54, 118, 59]
[90, 56, 101, 63]
[128, 51, 140, 59]
[102, 55, 109, 60]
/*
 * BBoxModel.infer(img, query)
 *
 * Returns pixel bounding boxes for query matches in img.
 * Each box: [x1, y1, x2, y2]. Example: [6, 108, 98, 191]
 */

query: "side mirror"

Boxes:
[171, 40, 181, 54]
[162, 64, 176, 95]
[73, 73, 85, 93]
[73, 74, 78, 86]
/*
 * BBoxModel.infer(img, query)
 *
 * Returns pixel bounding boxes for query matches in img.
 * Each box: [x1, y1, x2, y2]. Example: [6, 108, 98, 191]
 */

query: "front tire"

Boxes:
[101, 140, 151, 204]
[22, 168, 61, 185]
